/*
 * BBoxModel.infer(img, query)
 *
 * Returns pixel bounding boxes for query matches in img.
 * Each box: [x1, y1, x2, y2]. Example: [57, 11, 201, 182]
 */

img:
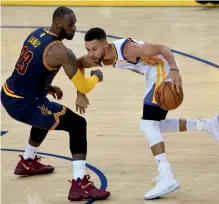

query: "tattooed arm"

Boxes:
[47, 43, 102, 94]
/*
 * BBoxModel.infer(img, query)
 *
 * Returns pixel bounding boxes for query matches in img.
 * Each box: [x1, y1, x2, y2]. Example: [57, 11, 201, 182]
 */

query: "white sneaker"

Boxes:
[195, 115, 219, 142]
[144, 162, 180, 200]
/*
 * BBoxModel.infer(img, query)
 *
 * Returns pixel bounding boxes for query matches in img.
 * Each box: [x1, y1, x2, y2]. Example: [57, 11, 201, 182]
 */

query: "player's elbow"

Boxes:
[140, 44, 161, 57]
[76, 58, 83, 69]
[157, 44, 172, 55]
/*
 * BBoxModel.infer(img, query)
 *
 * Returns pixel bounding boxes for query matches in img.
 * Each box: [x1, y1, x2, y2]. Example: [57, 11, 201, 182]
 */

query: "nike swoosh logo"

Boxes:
[20, 162, 30, 170]
[81, 184, 90, 189]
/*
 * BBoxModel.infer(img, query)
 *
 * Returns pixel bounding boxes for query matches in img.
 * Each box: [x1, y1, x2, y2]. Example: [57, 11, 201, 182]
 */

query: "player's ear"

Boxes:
[54, 20, 62, 30]
[103, 40, 108, 48]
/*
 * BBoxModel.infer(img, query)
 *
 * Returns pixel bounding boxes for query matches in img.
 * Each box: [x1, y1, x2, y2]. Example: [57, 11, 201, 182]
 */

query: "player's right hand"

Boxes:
[75, 91, 89, 114]
[162, 69, 182, 93]
[91, 69, 103, 82]
[48, 85, 63, 100]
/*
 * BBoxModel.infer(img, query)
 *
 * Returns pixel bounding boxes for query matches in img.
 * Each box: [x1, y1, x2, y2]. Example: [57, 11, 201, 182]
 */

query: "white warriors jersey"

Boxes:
[99, 38, 166, 75]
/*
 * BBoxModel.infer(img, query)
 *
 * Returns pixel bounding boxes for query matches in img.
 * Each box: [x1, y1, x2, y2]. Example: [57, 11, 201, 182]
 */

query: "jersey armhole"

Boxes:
[120, 38, 140, 65]
[111, 43, 118, 67]
[42, 40, 61, 71]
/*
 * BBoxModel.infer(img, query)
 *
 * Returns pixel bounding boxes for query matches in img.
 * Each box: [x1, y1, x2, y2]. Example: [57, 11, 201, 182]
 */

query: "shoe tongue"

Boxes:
[76, 178, 82, 182]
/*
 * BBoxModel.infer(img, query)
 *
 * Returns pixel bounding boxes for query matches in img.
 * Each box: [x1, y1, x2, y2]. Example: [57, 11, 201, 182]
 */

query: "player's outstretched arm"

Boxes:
[76, 54, 98, 69]
[124, 42, 179, 70]
[48, 43, 102, 94]
[124, 41, 182, 91]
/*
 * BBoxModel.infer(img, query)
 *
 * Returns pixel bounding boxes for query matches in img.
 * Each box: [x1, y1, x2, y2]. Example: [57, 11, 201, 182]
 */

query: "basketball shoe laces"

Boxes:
[151, 176, 160, 184]
[32, 155, 44, 167]
[19, 154, 45, 169]
[19, 154, 43, 162]
[68, 175, 95, 188]
[151, 167, 174, 185]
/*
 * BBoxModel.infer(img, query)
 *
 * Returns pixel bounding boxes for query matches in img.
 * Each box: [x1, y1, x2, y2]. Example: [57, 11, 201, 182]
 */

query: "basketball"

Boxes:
[155, 81, 184, 110]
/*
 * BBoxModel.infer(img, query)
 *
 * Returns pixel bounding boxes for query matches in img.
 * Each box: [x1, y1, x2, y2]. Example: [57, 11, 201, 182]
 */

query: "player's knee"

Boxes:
[74, 115, 87, 131]
[140, 119, 164, 147]
[57, 108, 87, 132]
[69, 114, 87, 138]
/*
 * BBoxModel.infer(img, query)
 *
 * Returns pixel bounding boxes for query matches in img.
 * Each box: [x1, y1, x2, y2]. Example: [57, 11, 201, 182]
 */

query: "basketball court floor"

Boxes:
[1, 5, 219, 204]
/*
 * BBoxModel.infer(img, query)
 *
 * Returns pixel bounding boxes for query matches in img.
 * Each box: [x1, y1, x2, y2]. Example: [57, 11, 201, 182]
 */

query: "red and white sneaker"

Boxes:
[14, 155, 54, 176]
[68, 175, 111, 201]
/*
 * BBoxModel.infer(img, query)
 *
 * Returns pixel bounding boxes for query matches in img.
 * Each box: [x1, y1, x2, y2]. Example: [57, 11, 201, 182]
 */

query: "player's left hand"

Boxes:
[48, 86, 63, 100]
[162, 69, 182, 93]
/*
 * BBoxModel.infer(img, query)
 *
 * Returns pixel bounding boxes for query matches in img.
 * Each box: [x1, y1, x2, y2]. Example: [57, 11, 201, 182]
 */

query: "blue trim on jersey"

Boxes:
[111, 43, 118, 68]
[144, 84, 155, 104]
[120, 38, 140, 65]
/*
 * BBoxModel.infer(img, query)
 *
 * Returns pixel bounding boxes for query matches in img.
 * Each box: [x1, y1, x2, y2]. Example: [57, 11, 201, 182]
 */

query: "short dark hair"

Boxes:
[53, 6, 73, 20]
[85, 27, 106, 41]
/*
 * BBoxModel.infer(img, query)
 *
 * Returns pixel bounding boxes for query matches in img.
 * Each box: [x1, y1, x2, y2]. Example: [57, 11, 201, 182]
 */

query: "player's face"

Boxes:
[85, 40, 106, 63]
[59, 13, 77, 40]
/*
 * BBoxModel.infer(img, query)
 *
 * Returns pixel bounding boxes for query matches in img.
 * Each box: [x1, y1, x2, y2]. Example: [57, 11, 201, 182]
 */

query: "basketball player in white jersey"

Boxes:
[76, 27, 219, 200]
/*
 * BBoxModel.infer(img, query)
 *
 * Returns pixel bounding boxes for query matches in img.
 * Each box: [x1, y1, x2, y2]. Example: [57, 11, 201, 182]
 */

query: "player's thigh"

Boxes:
[142, 62, 170, 121]
[1, 88, 27, 122]
[29, 98, 66, 130]
[142, 104, 168, 121]
[143, 61, 172, 106]
[1, 89, 66, 129]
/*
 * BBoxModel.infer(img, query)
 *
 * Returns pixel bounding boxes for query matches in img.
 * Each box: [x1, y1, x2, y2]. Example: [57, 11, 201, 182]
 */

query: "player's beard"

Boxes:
[97, 51, 105, 64]
[60, 26, 73, 40]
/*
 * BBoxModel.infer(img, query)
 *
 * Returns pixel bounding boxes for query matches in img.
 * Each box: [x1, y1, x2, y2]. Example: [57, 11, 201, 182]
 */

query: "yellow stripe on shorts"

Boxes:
[152, 63, 166, 103]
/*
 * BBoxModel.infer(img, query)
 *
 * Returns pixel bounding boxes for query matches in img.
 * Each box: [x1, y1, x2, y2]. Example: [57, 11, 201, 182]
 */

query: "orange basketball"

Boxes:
[155, 81, 184, 110]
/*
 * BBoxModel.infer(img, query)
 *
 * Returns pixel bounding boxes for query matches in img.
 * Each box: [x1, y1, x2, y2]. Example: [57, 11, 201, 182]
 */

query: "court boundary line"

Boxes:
[1, 25, 219, 69]
[0, 148, 108, 204]
[0, 131, 8, 136]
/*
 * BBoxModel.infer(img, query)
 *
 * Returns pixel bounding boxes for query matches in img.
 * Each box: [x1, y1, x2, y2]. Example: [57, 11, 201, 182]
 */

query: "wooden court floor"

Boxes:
[1, 5, 219, 204]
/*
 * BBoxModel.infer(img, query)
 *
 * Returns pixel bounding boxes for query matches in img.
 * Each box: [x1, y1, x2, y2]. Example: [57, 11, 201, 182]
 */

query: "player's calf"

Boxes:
[159, 115, 219, 143]
[140, 104, 179, 199]
[55, 108, 111, 200]
[14, 127, 54, 176]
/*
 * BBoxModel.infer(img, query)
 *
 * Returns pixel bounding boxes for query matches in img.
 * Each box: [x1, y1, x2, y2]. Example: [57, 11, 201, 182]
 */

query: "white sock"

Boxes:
[194, 119, 211, 132]
[23, 143, 38, 160]
[186, 119, 196, 131]
[203, 121, 211, 131]
[200, 115, 219, 132]
[155, 153, 169, 166]
[73, 160, 86, 180]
